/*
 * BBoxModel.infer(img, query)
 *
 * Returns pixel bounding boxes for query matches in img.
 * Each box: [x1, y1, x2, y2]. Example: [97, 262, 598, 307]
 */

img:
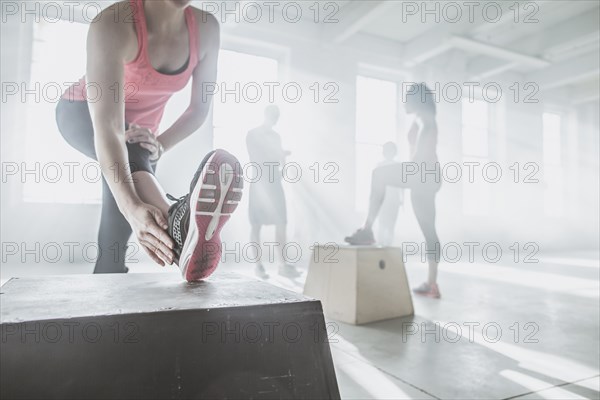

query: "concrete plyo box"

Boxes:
[0, 273, 340, 399]
[304, 245, 414, 325]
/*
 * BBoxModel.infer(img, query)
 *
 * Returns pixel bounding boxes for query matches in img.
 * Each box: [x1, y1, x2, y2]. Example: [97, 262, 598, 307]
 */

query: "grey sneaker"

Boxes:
[344, 228, 375, 245]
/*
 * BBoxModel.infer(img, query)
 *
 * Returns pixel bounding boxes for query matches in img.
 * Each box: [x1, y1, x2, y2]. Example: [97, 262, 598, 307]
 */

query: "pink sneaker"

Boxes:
[167, 149, 243, 282]
[412, 282, 441, 299]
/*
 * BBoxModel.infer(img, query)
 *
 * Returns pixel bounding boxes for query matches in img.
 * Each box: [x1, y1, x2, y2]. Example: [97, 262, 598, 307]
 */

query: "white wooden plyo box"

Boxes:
[303, 245, 414, 325]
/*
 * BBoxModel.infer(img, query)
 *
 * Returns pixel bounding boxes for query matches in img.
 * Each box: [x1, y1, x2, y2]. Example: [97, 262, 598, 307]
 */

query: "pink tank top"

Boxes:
[62, 0, 199, 135]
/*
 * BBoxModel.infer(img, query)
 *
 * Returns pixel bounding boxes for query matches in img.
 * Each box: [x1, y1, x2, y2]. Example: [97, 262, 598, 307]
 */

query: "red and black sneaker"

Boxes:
[167, 149, 243, 282]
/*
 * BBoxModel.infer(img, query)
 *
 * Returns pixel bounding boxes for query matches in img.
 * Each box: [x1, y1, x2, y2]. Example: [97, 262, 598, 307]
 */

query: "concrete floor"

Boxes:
[2, 252, 599, 400]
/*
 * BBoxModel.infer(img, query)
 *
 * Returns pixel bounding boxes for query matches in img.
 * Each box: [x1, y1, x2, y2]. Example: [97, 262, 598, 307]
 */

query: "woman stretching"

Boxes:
[345, 83, 442, 298]
[56, 0, 242, 281]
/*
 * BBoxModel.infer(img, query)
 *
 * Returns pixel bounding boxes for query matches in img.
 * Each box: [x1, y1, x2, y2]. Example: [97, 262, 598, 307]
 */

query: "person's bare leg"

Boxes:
[365, 164, 407, 229]
[132, 171, 171, 216]
[413, 194, 440, 285]
[411, 188, 441, 298]
[427, 259, 438, 285]
[275, 223, 300, 277]
[347, 165, 405, 245]
[251, 224, 269, 278]
[365, 170, 387, 230]
[275, 223, 287, 265]
[250, 223, 262, 264]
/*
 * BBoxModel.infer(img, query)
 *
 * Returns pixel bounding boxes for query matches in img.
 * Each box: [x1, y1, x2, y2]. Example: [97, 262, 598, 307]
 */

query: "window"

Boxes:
[543, 112, 563, 217]
[355, 76, 398, 212]
[213, 50, 279, 162]
[462, 98, 491, 216]
[24, 20, 102, 204]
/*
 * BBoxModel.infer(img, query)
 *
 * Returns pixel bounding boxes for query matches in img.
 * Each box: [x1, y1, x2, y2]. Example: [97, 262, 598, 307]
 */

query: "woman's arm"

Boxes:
[157, 12, 221, 152]
[86, 9, 174, 265]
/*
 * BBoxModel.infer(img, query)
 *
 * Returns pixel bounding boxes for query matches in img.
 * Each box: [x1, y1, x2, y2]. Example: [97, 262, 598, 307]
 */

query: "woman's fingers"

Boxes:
[140, 243, 165, 266]
[144, 217, 175, 252]
[125, 126, 154, 141]
[151, 207, 169, 231]
[129, 203, 175, 267]
[129, 123, 151, 134]
[139, 142, 158, 154]
[125, 129, 154, 138]
[140, 232, 173, 265]
[126, 131, 154, 143]
[140, 238, 172, 266]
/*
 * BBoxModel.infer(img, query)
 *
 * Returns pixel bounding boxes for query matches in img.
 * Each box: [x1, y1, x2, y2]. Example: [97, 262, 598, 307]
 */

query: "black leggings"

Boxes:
[369, 162, 441, 261]
[55, 98, 157, 273]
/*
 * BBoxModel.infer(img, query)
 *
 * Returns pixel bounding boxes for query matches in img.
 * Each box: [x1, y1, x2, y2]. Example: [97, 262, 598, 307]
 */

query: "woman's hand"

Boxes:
[126, 202, 175, 266]
[125, 123, 164, 161]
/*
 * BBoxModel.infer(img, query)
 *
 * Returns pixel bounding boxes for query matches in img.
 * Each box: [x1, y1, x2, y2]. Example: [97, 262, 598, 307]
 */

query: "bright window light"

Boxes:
[462, 98, 491, 216]
[355, 76, 398, 212]
[355, 76, 397, 144]
[462, 98, 489, 158]
[543, 112, 562, 166]
[213, 50, 279, 162]
[23, 20, 102, 204]
[543, 112, 564, 217]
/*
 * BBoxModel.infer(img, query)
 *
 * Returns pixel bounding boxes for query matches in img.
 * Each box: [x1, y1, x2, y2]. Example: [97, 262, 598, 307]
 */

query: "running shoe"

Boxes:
[167, 149, 243, 281]
[344, 228, 375, 245]
[412, 282, 441, 299]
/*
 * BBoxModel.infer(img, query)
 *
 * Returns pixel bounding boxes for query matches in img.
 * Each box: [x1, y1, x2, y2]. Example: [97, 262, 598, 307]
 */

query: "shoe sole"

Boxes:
[413, 291, 441, 299]
[344, 238, 375, 246]
[179, 149, 243, 281]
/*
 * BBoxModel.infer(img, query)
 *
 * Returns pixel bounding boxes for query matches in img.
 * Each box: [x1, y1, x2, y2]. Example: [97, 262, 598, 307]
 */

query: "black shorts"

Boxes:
[55, 98, 156, 174]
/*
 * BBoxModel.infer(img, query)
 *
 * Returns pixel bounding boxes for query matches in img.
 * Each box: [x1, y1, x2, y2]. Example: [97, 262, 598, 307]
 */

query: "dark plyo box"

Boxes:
[1, 273, 340, 399]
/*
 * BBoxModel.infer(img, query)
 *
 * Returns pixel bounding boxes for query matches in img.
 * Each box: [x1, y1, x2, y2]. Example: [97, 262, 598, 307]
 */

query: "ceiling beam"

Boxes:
[450, 36, 550, 68]
[400, 1, 516, 67]
[544, 32, 600, 62]
[325, 1, 397, 44]
[506, 10, 600, 61]
[467, 10, 599, 79]
[527, 52, 600, 90]
[467, 60, 519, 81]
[469, 0, 556, 38]
[572, 89, 600, 105]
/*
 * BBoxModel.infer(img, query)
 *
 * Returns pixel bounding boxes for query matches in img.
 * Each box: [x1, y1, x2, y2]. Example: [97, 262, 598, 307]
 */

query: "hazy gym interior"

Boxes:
[1, 1, 599, 399]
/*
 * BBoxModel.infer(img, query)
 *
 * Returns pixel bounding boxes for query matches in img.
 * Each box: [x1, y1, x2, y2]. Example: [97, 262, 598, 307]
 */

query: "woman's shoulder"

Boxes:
[188, 7, 221, 57]
[189, 7, 220, 31]
[93, 1, 137, 25]
[87, 1, 138, 58]
[89, 1, 138, 38]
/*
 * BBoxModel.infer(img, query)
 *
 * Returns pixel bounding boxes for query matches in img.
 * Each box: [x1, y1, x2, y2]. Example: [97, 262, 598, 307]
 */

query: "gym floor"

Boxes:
[3, 252, 598, 400]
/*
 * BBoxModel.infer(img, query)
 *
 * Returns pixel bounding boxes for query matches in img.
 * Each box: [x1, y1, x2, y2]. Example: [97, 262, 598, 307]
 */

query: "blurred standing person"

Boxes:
[345, 83, 442, 298]
[246, 105, 300, 279]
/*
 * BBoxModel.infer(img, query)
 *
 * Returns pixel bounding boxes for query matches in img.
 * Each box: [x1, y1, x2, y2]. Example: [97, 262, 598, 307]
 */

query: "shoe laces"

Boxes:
[167, 193, 186, 203]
